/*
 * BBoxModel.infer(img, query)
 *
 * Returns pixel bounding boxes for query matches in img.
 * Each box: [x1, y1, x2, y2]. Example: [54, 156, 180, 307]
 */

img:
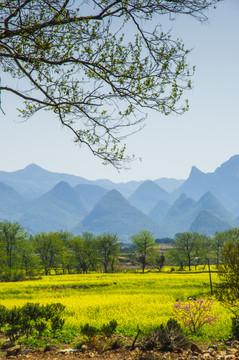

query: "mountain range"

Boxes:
[1, 155, 239, 241]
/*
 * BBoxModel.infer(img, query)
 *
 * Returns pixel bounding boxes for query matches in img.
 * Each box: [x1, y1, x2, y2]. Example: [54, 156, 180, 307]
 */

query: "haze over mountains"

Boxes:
[1, 155, 239, 241]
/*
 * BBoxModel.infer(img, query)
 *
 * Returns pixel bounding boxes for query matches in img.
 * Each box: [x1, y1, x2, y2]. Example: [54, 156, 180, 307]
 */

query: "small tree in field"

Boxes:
[96, 233, 120, 273]
[131, 230, 157, 273]
[173, 298, 218, 334]
[167, 232, 200, 271]
[33, 232, 65, 275]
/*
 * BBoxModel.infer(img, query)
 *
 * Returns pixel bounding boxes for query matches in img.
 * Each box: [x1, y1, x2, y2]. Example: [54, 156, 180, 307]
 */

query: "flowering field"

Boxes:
[0, 270, 232, 339]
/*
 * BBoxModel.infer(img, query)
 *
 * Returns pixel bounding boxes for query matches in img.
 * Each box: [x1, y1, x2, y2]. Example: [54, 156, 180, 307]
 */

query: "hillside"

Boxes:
[75, 189, 162, 242]
[75, 184, 108, 209]
[148, 200, 170, 221]
[158, 191, 234, 237]
[0, 181, 25, 221]
[190, 210, 231, 235]
[128, 180, 170, 214]
[19, 182, 88, 233]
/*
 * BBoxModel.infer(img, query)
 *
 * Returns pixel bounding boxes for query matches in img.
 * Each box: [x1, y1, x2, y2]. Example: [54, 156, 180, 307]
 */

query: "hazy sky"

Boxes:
[0, 0, 238, 183]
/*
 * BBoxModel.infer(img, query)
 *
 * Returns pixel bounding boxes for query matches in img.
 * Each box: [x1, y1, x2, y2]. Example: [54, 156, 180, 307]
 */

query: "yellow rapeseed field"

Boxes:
[0, 269, 232, 338]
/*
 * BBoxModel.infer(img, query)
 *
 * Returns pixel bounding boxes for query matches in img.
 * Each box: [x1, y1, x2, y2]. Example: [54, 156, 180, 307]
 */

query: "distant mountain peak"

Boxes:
[190, 209, 231, 235]
[167, 193, 197, 217]
[53, 180, 71, 189]
[177, 193, 187, 201]
[141, 179, 158, 187]
[75, 188, 161, 240]
[189, 166, 204, 177]
[25, 163, 40, 169]
[45, 181, 80, 199]
[105, 189, 124, 199]
[88, 188, 129, 210]
[22, 163, 45, 173]
[128, 179, 169, 215]
[198, 191, 215, 202]
[197, 190, 233, 223]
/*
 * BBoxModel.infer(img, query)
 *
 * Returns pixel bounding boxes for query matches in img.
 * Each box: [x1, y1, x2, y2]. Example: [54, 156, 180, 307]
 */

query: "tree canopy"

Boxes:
[0, 0, 219, 167]
[131, 230, 157, 273]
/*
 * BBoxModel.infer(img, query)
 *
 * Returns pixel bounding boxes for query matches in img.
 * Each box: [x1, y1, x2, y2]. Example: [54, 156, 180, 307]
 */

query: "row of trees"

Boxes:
[167, 230, 236, 271]
[0, 220, 238, 280]
[0, 221, 162, 280]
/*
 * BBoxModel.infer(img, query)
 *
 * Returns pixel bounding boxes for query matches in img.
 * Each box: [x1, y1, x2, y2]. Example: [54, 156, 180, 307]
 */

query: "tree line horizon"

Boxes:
[0, 219, 237, 281]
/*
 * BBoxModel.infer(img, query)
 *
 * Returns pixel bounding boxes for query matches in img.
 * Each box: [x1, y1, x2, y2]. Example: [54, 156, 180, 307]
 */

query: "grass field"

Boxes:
[0, 269, 232, 340]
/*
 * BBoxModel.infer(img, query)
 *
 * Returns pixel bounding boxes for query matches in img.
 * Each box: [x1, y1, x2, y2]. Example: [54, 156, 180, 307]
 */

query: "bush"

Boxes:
[139, 318, 189, 352]
[232, 317, 239, 339]
[81, 323, 99, 338]
[1, 302, 66, 342]
[101, 320, 118, 337]
[6, 306, 24, 341]
[81, 320, 118, 338]
[0, 304, 7, 331]
[173, 298, 218, 334]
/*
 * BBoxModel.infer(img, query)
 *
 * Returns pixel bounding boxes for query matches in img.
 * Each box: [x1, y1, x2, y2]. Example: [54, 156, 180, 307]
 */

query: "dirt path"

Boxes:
[3, 342, 239, 360]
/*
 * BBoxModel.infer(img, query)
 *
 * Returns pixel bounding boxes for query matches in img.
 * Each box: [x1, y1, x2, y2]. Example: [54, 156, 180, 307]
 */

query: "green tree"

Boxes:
[55, 231, 73, 274]
[96, 233, 120, 273]
[81, 232, 99, 272]
[215, 228, 239, 312]
[0, 220, 29, 280]
[153, 253, 166, 272]
[33, 232, 65, 275]
[69, 233, 99, 273]
[131, 230, 157, 273]
[194, 233, 212, 270]
[212, 230, 230, 267]
[69, 236, 89, 273]
[167, 232, 200, 271]
[0, 0, 219, 167]
[17, 237, 38, 276]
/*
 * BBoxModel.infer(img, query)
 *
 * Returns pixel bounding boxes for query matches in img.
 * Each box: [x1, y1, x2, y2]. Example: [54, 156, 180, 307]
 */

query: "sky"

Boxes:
[0, 0, 239, 183]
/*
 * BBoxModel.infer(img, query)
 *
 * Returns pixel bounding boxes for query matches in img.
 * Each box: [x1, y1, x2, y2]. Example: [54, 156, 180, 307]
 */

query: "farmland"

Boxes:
[0, 269, 232, 340]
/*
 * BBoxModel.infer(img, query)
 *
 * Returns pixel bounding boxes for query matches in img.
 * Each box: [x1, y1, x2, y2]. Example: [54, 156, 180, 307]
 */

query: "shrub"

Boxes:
[139, 318, 189, 352]
[173, 297, 218, 334]
[5, 306, 24, 341]
[81, 320, 118, 338]
[51, 315, 65, 334]
[232, 317, 239, 339]
[0, 304, 7, 332]
[2, 302, 66, 342]
[101, 320, 118, 337]
[81, 323, 99, 338]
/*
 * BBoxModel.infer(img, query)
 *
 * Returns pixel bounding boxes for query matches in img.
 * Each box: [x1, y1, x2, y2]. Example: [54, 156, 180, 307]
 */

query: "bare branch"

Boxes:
[0, 0, 220, 167]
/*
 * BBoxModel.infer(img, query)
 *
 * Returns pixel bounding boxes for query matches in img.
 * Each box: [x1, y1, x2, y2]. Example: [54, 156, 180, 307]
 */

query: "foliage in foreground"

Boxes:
[0, 302, 65, 342]
[81, 320, 118, 339]
[139, 319, 189, 352]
